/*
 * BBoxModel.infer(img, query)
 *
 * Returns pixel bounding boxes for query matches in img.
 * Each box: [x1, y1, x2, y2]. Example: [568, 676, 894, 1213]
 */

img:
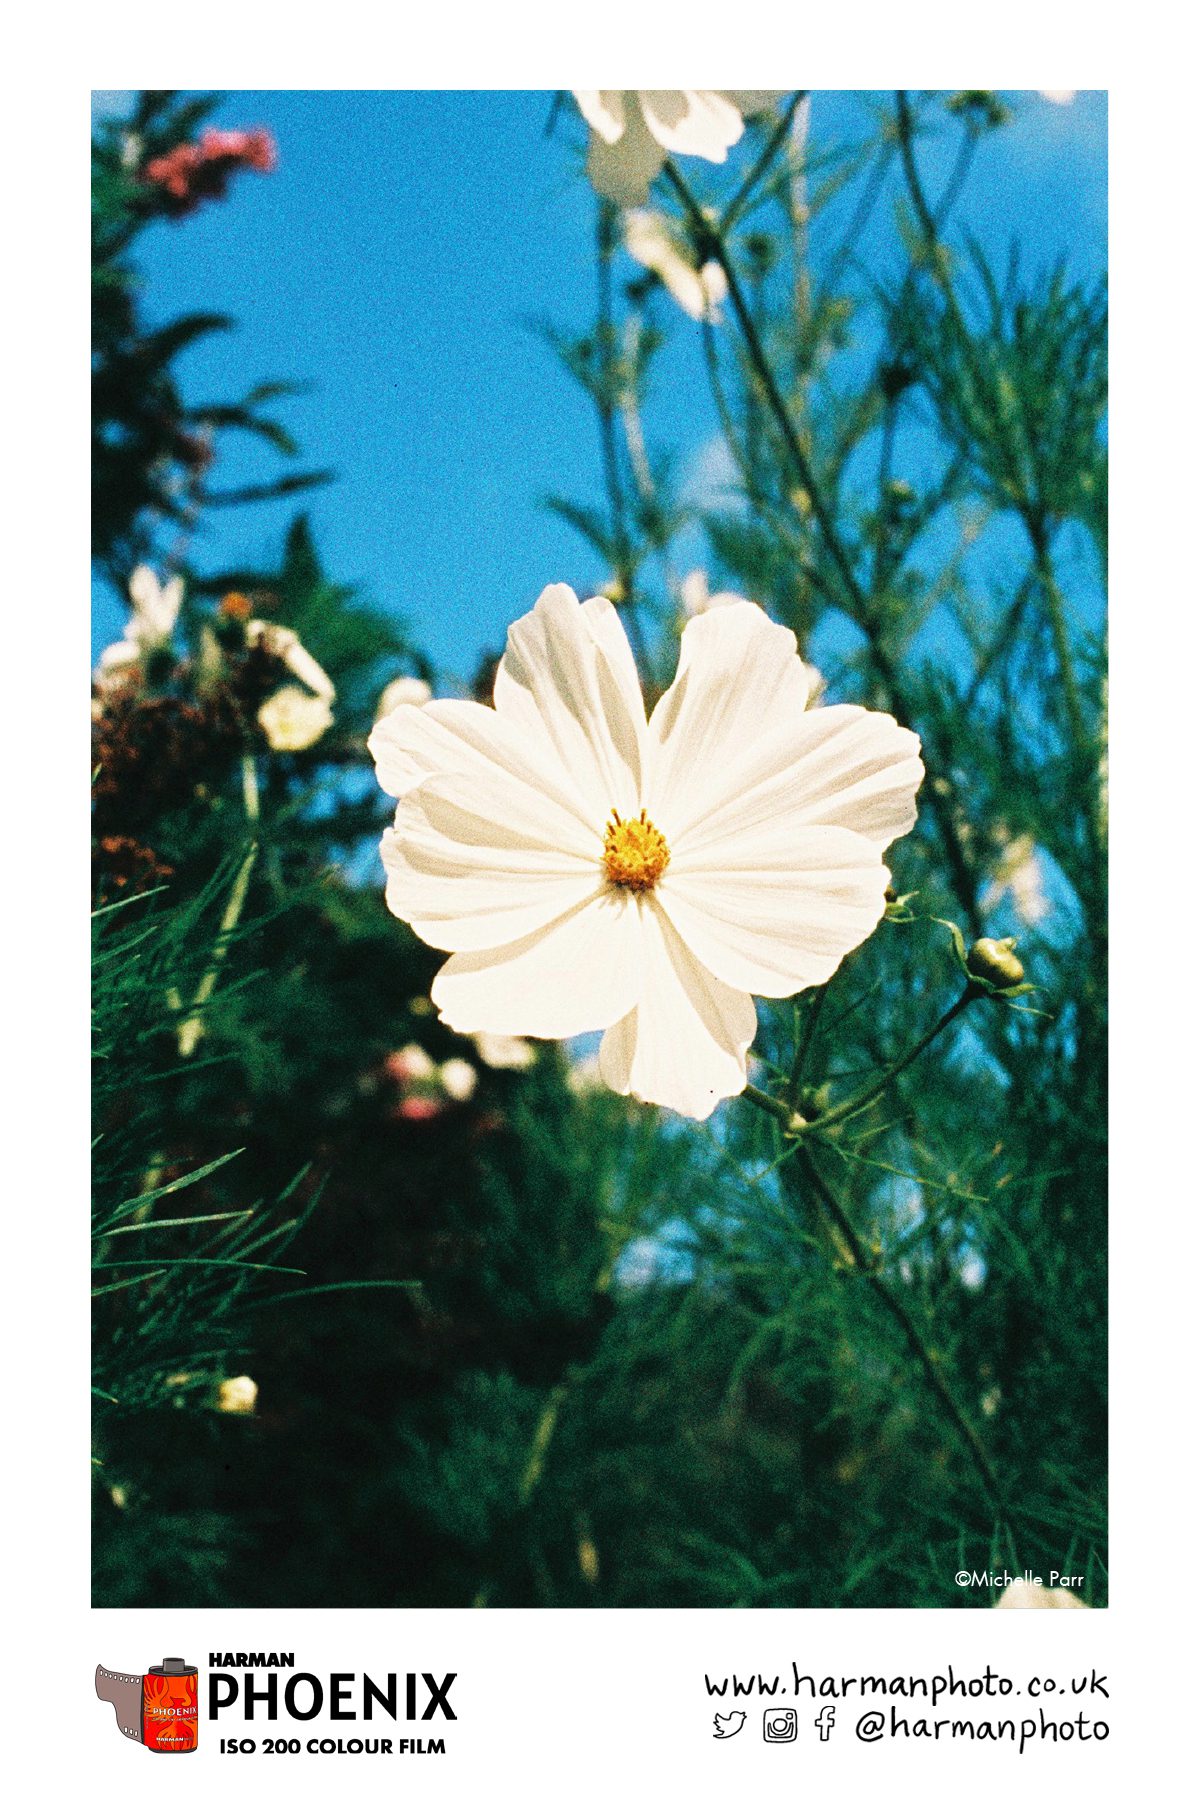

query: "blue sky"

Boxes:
[92, 90, 1107, 683]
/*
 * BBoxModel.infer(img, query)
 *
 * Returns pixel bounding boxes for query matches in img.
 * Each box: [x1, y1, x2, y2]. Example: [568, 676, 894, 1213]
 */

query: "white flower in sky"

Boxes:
[97, 565, 184, 679]
[624, 209, 728, 321]
[257, 684, 335, 753]
[680, 568, 744, 617]
[370, 584, 922, 1120]
[246, 619, 336, 701]
[376, 675, 433, 721]
[573, 90, 784, 207]
[471, 1030, 536, 1071]
[1039, 90, 1077, 105]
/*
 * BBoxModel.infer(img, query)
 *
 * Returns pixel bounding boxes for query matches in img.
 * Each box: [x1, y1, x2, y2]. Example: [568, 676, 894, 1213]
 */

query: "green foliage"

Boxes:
[91, 90, 330, 578]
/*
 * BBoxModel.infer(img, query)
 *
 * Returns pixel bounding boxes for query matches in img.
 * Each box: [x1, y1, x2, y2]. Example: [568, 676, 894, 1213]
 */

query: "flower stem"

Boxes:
[811, 988, 976, 1132]
[744, 988, 976, 1140]
[796, 1143, 1006, 1515]
[177, 753, 260, 1058]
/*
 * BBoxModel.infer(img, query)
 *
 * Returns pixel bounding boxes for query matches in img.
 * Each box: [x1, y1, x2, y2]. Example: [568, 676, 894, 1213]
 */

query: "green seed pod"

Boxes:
[967, 936, 1026, 988]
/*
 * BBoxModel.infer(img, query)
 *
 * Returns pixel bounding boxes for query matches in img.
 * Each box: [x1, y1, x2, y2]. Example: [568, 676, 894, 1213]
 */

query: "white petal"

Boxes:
[599, 900, 755, 1119]
[493, 584, 646, 823]
[638, 91, 744, 162]
[382, 781, 601, 953]
[280, 636, 335, 700]
[624, 210, 718, 320]
[675, 704, 922, 857]
[98, 639, 140, 672]
[572, 90, 627, 145]
[658, 824, 889, 997]
[646, 601, 811, 839]
[128, 564, 161, 618]
[585, 115, 665, 206]
[368, 694, 597, 848]
[432, 888, 642, 1038]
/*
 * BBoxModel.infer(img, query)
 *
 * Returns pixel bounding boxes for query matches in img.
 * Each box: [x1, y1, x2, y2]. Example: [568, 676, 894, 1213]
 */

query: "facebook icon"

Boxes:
[814, 1705, 836, 1741]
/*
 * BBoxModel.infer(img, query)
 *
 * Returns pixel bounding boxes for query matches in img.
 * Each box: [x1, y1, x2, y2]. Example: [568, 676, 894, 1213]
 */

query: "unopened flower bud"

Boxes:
[376, 675, 432, 721]
[439, 1057, 478, 1103]
[215, 1374, 258, 1415]
[967, 936, 1025, 988]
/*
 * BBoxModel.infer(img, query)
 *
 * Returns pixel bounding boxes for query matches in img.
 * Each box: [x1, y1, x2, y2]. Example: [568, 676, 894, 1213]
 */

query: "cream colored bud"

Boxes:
[439, 1057, 478, 1103]
[216, 1375, 258, 1415]
[967, 936, 1025, 988]
[376, 676, 432, 721]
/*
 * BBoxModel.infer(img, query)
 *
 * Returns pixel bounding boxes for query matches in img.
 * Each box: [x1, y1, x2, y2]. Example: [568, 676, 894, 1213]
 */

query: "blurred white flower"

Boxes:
[247, 620, 336, 701]
[127, 564, 183, 647]
[996, 1578, 1088, 1609]
[93, 638, 142, 701]
[215, 1374, 258, 1415]
[96, 565, 184, 684]
[439, 1057, 478, 1102]
[573, 90, 783, 207]
[371, 583, 922, 1119]
[1039, 90, 1077, 105]
[624, 210, 727, 321]
[680, 569, 744, 617]
[386, 1042, 436, 1084]
[376, 675, 433, 721]
[471, 1031, 536, 1071]
[257, 684, 335, 752]
[983, 831, 1049, 925]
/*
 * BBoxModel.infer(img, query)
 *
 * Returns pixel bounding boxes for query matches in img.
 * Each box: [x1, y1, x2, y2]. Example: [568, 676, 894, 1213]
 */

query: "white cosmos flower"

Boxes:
[573, 90, 784, 207]
[96, 565, 184, 680]
[257, 684, 335, 752]
[624, 209, 728, 321]
[376, 675, 433, 721]
[370, 584, 922, 1121]
[126, 563, 183, 647]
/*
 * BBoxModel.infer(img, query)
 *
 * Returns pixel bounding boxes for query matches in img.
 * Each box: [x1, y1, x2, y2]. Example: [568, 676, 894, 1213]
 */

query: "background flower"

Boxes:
[257, 683, 334, 751]
[573, 90, 782, 206]
[624, 210, 728, 321]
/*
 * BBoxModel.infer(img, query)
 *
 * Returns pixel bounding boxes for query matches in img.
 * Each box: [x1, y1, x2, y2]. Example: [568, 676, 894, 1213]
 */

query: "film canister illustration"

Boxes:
[96, 1657, 198, 1752]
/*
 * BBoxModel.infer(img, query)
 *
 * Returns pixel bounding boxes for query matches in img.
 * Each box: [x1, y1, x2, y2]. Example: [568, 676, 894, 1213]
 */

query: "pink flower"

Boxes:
[197, 127, 277, 173]
[395, 1094, 445, 1124]
[144, 125, 277, 217]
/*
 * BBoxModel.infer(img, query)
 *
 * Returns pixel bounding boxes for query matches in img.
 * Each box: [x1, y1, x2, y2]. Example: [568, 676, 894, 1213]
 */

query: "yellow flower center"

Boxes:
[602, 809, 670, 892]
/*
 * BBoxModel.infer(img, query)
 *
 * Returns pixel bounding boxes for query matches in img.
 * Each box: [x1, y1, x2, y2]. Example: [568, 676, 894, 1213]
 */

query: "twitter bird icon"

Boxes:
[713, 1711, 746, 1739]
